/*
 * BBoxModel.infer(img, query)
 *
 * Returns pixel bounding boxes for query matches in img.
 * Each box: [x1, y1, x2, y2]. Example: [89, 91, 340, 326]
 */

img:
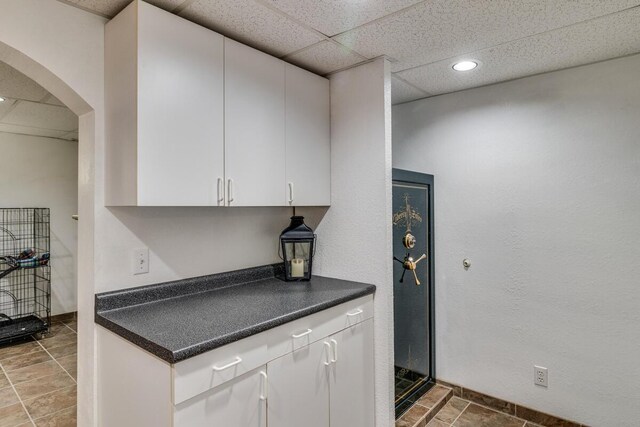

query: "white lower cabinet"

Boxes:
[267, 339, 330, 427]
[174, 366, 267, 427]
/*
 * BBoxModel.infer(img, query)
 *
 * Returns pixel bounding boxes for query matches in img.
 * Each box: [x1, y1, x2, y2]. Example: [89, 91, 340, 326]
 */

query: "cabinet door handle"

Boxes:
[227, 178, 234, 204]
[259, 371, 268, 401]
[217, 178, 224, 205]
[330, 339, 338, 363]
[323, 341, 332, 366]
[288, 182, 294, 205]
[291, 328, 312, 339]
[346, 308, 364, 317]
[212, 356, 242, 371]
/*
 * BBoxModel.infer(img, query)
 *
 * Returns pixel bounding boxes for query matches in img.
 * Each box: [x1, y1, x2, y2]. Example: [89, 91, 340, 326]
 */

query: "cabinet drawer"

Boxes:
[173, 333, 267, 404]
[267, 295, 373, 358]
[173, 295, 373, 404]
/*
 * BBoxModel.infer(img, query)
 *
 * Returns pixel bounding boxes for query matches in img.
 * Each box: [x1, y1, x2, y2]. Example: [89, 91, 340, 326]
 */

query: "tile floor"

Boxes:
[0, 316, 77, 427]
[428, 396, 540, 427]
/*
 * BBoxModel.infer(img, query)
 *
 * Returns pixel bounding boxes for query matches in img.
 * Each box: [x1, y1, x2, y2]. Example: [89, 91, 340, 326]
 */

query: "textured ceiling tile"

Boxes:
[263, 0, 423, 36]
[0, 61, 49, 102]
[334, 0, 640, 72]
[396, 7, 640, 96]
[2, 101, 78, 132]
[0, 123, 70, 139]
[179, 0, 325, 57]
[59, 0, 185, 17]
[391, 75, 429, 105]
[284, 41, 367, 75]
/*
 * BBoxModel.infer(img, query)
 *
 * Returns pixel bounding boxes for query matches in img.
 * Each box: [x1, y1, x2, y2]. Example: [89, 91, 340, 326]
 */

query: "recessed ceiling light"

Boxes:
[452, 61, 478, 71]
[0, 96, 5, 102]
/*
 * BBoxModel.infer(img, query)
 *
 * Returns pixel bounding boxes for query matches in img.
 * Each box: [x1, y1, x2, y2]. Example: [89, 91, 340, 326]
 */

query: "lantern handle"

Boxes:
[277, 241, 284, 260]
[312, 234, 317, 257]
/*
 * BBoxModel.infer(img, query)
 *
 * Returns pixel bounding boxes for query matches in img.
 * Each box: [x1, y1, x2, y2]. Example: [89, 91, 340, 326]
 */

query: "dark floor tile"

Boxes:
[0, 386, 20, 409]
[461, 388, 515, 415]
[454, 403, 524, 427]
[515, 406, 580, 427]
[398, 403, 430, 427]
[34, 405, 77, 427]
[417, 385, 452, 409]
[1, 349, 52, 371]
[436, 379, 463, 397]
[435, 397, 469, 424]
[42, 324, 74, 339]
[50, 313, 76, 324]
[0, 402, 31, 427]
[62, 321, 76, 333]
[6, 360, 65, 385]
[24, 385, 76, 420]
[14, 372, 75, 401]
[46, 345, 76, 360]
[0, 340, 41, 361]
[39, 334, 76, 351]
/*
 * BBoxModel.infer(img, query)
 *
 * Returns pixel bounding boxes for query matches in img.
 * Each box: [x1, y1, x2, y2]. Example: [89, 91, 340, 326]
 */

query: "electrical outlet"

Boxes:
[132, 248, 149, 275]
[534, 366, 548, 387]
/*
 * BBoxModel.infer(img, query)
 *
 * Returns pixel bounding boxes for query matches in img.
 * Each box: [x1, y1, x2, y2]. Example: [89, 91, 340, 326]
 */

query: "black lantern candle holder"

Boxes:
[279, 216, 316, 281]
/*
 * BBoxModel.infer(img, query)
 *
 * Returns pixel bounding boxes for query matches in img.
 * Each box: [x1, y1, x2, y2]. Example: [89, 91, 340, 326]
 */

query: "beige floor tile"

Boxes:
[46, 345, 76, 360]
[1, 349, 52, 371]
[398, 403, 430, 427]
[454, 403, 524, 427]
[417, 385, 452, 409]
[427, 419, 450, 427]
[34, 404, 76, 427]
[39, 334, 76, 351]
[0, 386, 20, 410]
[0, 402, 31, 427]
[0, 340, 41, 361]
[0, 371, 9, 389]
[14, 372, 75, 401]
[24, 385, 76, 420]
[435, 397, 468, 424]
[6, 360, 65, 385]
[43, 324, 74, 340]
[62, 322, 76, 333]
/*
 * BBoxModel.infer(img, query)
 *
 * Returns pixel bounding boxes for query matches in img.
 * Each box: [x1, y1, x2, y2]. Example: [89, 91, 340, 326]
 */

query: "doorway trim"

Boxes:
[392, 168, 436, 417]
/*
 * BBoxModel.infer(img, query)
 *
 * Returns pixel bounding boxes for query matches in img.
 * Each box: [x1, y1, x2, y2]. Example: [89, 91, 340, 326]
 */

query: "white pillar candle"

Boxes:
[291, 258, 304, 278]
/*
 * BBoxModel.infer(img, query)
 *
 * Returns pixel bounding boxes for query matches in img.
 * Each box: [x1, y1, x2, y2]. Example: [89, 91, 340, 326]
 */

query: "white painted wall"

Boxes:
[311, 58, 394, 427]
[392, 54, 640, 426]
[0, 132, 78, 315]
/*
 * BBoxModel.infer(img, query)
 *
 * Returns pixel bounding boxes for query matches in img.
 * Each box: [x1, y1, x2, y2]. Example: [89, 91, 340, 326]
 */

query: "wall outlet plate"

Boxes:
[534, 365, 548, 387]
[132, 248, 149, 275]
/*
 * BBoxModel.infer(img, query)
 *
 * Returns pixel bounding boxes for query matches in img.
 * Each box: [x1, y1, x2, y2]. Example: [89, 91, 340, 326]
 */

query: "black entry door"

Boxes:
[392, 169, 435, 417]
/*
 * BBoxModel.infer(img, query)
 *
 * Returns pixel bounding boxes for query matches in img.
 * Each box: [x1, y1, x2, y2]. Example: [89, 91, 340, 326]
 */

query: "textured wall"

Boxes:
[313, 58, 394, 426]
[392, 54, 640, 426]
[0, 132, 78, 315]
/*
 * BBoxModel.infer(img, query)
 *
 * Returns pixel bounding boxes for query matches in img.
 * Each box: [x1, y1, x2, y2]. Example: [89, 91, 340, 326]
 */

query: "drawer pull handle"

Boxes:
[292, 328, 312, 339]
[259, 371, 268, 401]
[330, 339, 338, 363]
[323, 341, 332, 366]
[346, 308, 364, 317]
[212, 356, 242, 371]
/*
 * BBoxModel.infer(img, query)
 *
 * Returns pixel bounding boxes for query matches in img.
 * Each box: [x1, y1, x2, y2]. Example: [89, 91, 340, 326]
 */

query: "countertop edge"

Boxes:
[95, 284, 375, 364]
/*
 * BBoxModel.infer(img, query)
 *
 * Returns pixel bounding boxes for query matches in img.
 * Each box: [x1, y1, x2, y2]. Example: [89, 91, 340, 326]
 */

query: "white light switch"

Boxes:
[132, 248, 149, 275]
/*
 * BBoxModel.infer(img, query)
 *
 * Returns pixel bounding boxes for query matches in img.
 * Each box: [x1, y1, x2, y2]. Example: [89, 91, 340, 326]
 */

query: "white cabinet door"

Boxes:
[225, 38, 286, 206]
[174, 366, 267, 427]
[329, 318, 375, 427]
[267, 338, 330, 427]
[136, 1, 225, 206]
[285, 64, 331, 206]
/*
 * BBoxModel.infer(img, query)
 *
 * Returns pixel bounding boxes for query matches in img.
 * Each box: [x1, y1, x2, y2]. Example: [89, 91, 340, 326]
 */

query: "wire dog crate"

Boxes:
[0, 208, 51, 344]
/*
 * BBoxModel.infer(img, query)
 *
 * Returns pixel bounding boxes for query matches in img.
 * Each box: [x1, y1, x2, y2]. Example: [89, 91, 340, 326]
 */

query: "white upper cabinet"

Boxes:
[105, 0, 225, 206]
[224, 39, 286, 207]
[285, 65, 331, 206]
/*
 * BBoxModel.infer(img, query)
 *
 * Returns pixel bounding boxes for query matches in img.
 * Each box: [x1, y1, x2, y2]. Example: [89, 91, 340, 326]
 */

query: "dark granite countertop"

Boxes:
[95, 264, 375, 364]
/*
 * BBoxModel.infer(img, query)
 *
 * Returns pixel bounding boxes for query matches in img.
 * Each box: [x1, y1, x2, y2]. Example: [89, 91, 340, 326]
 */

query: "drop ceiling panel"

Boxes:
[284, 40, 367, 75]
[0, 61, 49, 102]
[179, 0, 325, 57]
[59, 0, 185, 17]
[397, 7, 640, 96]
[391, 76, 429, 105]
[334, 0, 640, 72]
[2, 101, 78, 132]
[263, 0, 422, 37]
[0, 123, 70, 139]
